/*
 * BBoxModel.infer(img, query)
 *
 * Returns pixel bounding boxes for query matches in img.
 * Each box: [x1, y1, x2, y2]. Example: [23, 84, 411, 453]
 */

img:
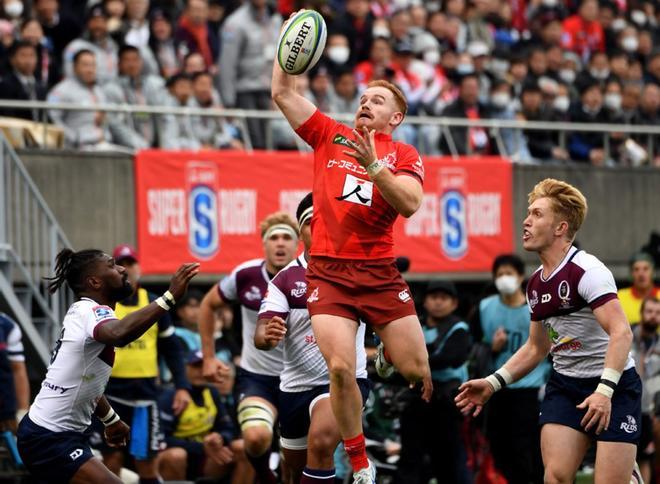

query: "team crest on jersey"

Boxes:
[621, 415, 638, 433]
[307, 287, 319, 303]
[336, 174, 373, 207]
[558, 280, 572, 308]
[291, 281, 307, 298]
[244, 286, 262, 302]
[332, 134, 354, 148]
[529, 290, 539, 309]
[93, 306, 114, 323]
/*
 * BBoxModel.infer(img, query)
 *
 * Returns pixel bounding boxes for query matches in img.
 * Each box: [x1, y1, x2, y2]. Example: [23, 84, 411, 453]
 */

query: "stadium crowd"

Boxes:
[0, 0, 660, 162]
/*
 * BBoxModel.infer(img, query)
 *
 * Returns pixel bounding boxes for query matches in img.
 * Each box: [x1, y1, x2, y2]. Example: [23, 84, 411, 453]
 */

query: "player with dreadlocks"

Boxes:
[16, 248, 199, 484]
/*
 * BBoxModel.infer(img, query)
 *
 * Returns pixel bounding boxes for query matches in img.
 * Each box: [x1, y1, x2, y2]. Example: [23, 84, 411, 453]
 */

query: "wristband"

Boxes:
[485, 367, 514, 392]
[366, 160, 384, 178]
[100, 408, 120, 426]
[155, 297, 170, 310]
[162, 290, 176, 307]
[595, 367, 622, 399]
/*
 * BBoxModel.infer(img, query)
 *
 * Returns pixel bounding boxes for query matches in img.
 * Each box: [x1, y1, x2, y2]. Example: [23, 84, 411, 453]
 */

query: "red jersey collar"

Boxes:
[374, 131, 392, 142]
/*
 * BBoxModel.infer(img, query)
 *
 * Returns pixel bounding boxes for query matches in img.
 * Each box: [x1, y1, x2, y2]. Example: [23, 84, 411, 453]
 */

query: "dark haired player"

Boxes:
[16, 249, 199, 484]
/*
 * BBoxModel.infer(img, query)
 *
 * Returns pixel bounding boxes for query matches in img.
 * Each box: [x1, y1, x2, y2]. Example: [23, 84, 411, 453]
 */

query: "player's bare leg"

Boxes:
[541, 424, 590, 484]
[373, 315, 433, 400]
[158, 447, 187, 480]
[594, 441, 637, 484]
[240, 396, 278, 483]
[71, 457, 123, 484]
[311, 314, 369, 476]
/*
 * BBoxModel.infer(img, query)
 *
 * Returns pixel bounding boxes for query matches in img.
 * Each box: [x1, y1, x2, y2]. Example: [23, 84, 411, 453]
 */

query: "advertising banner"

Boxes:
[135, 151, 512, 274]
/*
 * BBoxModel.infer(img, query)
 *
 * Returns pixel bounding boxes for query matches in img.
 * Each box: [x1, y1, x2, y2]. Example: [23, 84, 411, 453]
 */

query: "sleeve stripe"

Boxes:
[92, 318, 118, 341]
[589, 292, 618, 310]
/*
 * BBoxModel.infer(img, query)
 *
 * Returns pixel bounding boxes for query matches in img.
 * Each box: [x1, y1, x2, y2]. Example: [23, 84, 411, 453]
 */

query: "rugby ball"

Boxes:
[277, 10, 327, 75]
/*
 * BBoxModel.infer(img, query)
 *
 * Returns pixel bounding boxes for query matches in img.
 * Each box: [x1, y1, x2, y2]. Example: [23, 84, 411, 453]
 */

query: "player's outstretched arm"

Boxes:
[95, 263, 199, 347]
[199, 286, 231, 383]
[455, 319, 550, 416]
[271, 14, 317, 130]
[254, 316, 287, 350]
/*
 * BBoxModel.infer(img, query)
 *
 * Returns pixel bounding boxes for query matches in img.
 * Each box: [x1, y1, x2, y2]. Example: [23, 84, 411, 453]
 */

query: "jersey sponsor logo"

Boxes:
[307, 287, 319, 303]
[440, 190, 467, 259]
[69, 449, 84, 461]
[621, 415, 638, 434]
[541, 294, 552, 304]
[244, 286, 262, 302]
[332, 134, 354, 148]
[187, 162, 220, 260]
[529, 290, 539, 309]
[398, 290, 411, 302]
[43, 381, 70, 394]
[304, 334, 316, 344]
[93, 306, 114, 323]
[291, 281, 307, 298]
[545, 325, 583, 352]
[336, 174, 373, 207]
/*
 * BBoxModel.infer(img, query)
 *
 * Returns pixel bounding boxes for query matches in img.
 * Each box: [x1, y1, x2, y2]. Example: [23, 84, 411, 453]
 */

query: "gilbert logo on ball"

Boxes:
[277, 10, 327, 75]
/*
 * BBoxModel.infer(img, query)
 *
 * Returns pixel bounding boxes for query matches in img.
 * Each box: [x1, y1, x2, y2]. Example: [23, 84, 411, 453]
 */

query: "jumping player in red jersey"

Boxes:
[272, 12, 433, 483]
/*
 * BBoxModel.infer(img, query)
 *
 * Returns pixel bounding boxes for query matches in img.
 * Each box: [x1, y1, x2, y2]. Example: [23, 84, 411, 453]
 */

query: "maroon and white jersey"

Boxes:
[218, 258, 283, 376]
[258, 255, 367, 392]
[527, 246, 634, 378]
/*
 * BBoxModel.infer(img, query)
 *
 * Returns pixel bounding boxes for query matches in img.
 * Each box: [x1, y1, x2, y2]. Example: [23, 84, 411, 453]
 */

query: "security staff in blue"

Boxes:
[397, 280, 471, 484]
[474, 254, 550, 484]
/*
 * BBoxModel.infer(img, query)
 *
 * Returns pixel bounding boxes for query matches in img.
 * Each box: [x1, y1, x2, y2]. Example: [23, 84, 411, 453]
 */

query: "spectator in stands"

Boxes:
[610, 50, 630, 83]
[621, 81, 642, 124]
[633, 83, 660, 163]
[321, 32, 352, 78]
[390, 40, 424, 114]
[18, 18, 61, 88]
[551, 81, 571, 118]
[390, 8, 413, 44]
[397, 280, 471, 484]
[577, 51, 611, 88]
[0, 312, 29, 434]
[103, 45, 164, 149]
[354, 36, 393, 90]
[188, 71, 242, 149]
[508, 53, 529, 102]
[0, 41, 48, 121]
[466, 40, 491, 103]
[527, 46, 549, 83]
[47, 49, 113, 148]
[119, 0, 160, 75]
[617, 25, 640, 57]
[329, 68, 360, 113]
[175, 0, 218, 72]
[619, 252, 660, 326]
[644, 51, 660, 86]
[561, 0, 605, 61]
[630, 297, 660, 484]
[158, 351, 252, 483]
[474, 254, 548, 484]
[488, 79, 531, 162]
[148, 9, 181, 79]
[518, 81, 568, 162]
[218, 0, 281, 149]
[568, 80, 610, 164]
[440, 73, 493, 155]
[305, 65, 333, 113]
[159, 73, 199, 149]
[182, 51, 206, 75]
[63, 4, 118, 84]
[330, 0, 374, 65]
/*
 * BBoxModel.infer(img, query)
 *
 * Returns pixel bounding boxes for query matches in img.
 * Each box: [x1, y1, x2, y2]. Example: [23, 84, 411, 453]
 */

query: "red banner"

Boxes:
[135, 150, 512, 274]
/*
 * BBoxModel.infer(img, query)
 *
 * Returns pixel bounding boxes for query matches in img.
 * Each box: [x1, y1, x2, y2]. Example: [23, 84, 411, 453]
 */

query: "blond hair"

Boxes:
[367, 80, 408, 116]
[528, 178, 588, 240]
[260, 212, 299, 237]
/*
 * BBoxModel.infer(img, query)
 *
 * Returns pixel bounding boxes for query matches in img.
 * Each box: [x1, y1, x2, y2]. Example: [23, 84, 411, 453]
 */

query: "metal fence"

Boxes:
[1, 99, 660, 161]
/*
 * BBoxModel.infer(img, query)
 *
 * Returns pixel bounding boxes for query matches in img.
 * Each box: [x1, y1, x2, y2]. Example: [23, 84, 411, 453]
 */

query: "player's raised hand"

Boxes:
[168, 263, 200, 301]
[203, 357, 231, 384]
[577, 392, 611, 434]
[104, 419, 130, 448]
[454, 378, 495, 417]
[265, 316, 287, 347]
[343, 127, 378, 169]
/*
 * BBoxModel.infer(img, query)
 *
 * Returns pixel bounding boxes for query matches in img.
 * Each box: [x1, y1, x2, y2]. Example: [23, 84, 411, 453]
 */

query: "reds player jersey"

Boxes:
[29, 298, 117, 432]
[258, 254, 367, 392]
[218, 258, 284, 376]
[527, 246, 634, 378]
[296, 110, 425, 260]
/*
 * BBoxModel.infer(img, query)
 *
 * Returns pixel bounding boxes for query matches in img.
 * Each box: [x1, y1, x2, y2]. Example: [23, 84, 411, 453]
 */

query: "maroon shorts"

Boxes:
[305, 256, 417, 326]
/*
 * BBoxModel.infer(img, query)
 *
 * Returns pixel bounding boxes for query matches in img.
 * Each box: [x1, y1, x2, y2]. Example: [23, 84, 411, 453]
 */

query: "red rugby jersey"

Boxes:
[295, 109, 424, 260]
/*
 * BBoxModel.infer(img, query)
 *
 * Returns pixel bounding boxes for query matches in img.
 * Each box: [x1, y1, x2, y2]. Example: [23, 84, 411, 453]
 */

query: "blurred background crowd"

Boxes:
[1, 0, 660, 162]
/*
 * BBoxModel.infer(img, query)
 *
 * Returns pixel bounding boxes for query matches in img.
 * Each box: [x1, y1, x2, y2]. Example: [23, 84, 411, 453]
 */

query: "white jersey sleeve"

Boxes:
[6, 322, 25, 362]
[259, 279, 291, 318]
[219, 271, 238, 302]
[577, 257, 618, 306]
[85, 304, 118, 340]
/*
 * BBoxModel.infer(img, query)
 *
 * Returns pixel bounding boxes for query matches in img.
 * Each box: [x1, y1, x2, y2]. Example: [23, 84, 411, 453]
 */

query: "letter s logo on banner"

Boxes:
[441, 190, 467, 259]
[187, 162, 219, 259]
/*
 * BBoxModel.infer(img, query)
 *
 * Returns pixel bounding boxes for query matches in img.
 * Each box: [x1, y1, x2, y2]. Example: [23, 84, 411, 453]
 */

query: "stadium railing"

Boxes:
[0, 99, 659, 162]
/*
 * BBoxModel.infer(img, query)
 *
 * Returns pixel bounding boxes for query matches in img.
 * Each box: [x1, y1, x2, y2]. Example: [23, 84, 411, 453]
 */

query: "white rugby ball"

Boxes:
[277, 10, 327, 75]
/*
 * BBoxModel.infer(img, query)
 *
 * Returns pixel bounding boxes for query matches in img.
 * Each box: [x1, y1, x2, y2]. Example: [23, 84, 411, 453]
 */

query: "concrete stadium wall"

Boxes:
[18, 150, 660, 280]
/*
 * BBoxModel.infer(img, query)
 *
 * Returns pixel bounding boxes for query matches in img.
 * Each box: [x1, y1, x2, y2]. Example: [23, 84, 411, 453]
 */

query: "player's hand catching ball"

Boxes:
[105, 419, 130, 448]
[264, 316, 287, 347]
[343, 127, 378, 169]
[454, 378, 495, 417]
[168, 263, 200, 301]
[577, 392, 611, 434]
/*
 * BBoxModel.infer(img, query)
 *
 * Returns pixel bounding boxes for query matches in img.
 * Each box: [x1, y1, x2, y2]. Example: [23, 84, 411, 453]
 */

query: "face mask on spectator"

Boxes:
[491, 92, 511, 109]
[611, 18, 627, 31]
[589, 68, 610, 80]
[327, 46, 350, 64]
[630, 10, 647, 27]
[559, 69, 576, 83]
[488, 59, 510, 77]
[457, 63, 474, 75]
[604, 92, 622, 110]
[424, 49, 441, 65]
[373, 26, 391, 38]
[495, 275, 520, 296]
[621, 36, 638, 52]
[542, 0, 558, 6]
[553, 95, 570, 112]
[4, 0, 23, 17]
